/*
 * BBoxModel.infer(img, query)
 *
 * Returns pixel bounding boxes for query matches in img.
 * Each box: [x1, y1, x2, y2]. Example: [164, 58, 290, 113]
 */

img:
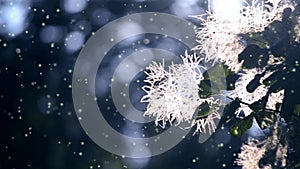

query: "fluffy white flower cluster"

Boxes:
[141, 51, 220, 134]
[294, 16, 300, 41]
[235, 138, 267, 169]
[193, 0, 293, 117]
[193, 0, 293, 72]
[236, 123, 287, 169]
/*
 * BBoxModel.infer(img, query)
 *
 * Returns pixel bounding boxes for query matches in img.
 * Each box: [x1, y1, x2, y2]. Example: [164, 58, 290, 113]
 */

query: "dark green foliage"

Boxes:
[230, 114, 253, 136]
[248, 96, 268, 112]
[225, 98, 241, 117]
[246, 73, 264, 92]
[196, 101, 211, 117]
[198, 79, 219, 98]
[202, 64, 227, 90]
[229, 6, 300, 167]
[222, 63, 240, 90]
[238, 44, 269, 69]
[294, 104, 300, 116]
[225, 73, 239, 90]
[254, 111, 277, 130]
[198, 63, 228, 98]
[262, 69, 283, 86]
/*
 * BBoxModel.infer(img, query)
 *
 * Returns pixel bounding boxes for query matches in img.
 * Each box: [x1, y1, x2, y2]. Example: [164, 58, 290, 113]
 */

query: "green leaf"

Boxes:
[198, 80, 219, 98]
[263, 78, 276, 87]
[224, 98, 240, 117]
[263, 68, 282, 86]
[267, 81, 283, 94]
[226, 74, 239, 90]
[254, 111, 277, 129]
[295, 161, 300, 168]
[246, 74, 264, 92]
[203, 64, 226, 90]
[238, 44, 269, 69]
[249, 96, 268, 112]
[293, 104, 300, 116]
[198, 80, 212, 98]
[239, 33, 270, 48]
[196, 101, 210, 117]
[230, 114, 253, 136]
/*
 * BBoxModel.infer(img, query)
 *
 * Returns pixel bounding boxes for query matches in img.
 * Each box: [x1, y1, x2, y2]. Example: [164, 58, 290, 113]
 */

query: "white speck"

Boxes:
[15, 48, 21, 54]
[143, 38, 150, 45]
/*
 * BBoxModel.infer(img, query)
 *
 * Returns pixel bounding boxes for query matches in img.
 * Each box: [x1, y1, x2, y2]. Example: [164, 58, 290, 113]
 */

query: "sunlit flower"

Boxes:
[294, 16, 300, 42]
[141, 51, 203, 126]
[193, 0, 294, 72]
[265, 122, 288, 168]
[235, 138, 266, 169]
[236, 123, 288, 168]
[141, 51, 220, 134]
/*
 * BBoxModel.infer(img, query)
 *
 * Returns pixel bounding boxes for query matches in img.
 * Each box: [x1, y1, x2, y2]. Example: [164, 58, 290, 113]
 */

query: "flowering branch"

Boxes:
[140, 0, 300, 167]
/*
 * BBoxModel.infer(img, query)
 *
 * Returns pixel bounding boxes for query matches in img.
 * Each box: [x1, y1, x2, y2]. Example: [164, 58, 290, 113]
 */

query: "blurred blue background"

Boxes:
[0, 0, 242, 168]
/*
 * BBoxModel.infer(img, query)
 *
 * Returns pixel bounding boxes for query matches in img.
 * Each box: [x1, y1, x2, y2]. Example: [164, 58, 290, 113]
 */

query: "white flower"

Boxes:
[236, 123, 288, 168]
[141, 51, 221, 134]
[193, 0, 294, 72]
[294, 16, 300, 42]
[141, 51, 203, 127]
[235, 138, 266, 169]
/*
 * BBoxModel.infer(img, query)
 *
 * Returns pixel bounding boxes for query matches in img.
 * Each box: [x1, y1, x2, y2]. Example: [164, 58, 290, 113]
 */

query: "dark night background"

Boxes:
[0, 0, 245, 169]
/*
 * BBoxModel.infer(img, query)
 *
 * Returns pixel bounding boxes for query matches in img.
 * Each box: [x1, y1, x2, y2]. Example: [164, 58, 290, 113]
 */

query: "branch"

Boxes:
[226, 96, 281, 113]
